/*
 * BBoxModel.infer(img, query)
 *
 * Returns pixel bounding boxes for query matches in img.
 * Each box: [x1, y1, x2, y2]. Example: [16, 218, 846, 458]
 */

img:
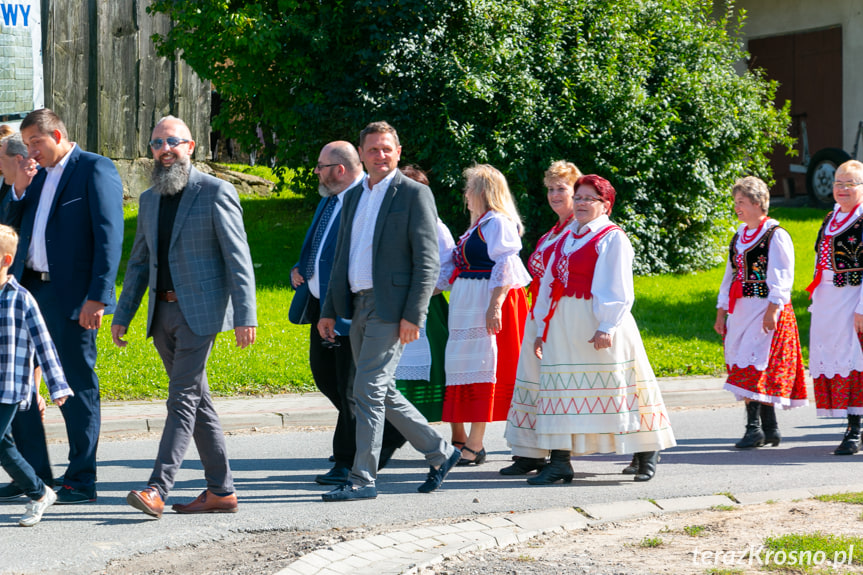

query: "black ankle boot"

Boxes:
[527, 450, 573, 485]
[735, 402, 765, 449]
[621, 454, 638, 474]
[834, 414, 862, 455]
[633, 451, 659, 482]
[760, 404, 781, 447]
[500, 456, 547, 476]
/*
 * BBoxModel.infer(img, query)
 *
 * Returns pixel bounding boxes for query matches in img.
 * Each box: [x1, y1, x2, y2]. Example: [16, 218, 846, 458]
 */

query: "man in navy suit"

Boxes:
[290, 142, 362, 486]
[3, 108, 124, 504]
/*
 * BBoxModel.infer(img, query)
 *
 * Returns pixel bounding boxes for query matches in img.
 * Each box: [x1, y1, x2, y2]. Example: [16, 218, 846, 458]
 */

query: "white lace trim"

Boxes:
[449, 327, 490, 341]
[490, 254, 531, 290]
[395, 365, 432, 381]
[446, 370, 496, 386]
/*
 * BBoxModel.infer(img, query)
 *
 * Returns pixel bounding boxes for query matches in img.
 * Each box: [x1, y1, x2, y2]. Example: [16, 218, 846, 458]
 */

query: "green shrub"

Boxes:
[148, 0, 791, 274]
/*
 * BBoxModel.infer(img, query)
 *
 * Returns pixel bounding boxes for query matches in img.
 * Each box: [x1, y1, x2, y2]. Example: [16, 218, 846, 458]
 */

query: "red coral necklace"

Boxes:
[828, 205, 860, 234]
[741, 217, 767, 243]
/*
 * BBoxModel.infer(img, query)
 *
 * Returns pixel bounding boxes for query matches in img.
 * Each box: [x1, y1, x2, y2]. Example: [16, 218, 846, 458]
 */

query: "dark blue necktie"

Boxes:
[304, 196, 337, 279]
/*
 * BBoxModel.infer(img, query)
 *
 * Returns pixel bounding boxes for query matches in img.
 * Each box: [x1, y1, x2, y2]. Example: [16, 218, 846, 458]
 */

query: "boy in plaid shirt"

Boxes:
[0, 224, 72, 526]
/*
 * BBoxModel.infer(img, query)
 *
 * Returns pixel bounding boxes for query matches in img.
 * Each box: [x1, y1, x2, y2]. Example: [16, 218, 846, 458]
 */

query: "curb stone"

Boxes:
[274, 483, 863, 575]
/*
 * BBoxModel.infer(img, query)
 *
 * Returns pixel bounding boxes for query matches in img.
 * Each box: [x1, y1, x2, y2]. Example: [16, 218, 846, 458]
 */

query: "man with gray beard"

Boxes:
[112, 116, 257, 518]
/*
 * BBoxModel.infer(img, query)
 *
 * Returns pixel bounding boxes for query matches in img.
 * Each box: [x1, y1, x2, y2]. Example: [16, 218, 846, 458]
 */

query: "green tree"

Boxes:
[148, 0, 791, 273]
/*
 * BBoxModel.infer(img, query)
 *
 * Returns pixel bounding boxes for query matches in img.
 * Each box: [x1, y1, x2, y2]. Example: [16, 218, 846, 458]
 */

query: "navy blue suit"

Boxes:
[289, 196, 350, 336]
[3, 145, 124, 493]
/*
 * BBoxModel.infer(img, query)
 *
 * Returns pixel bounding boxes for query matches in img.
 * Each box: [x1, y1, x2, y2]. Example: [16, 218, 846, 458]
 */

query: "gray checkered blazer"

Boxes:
[113, 167, 257, 336]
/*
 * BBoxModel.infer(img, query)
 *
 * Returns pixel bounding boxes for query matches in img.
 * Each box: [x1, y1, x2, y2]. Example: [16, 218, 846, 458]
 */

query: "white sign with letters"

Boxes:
[0, 0, 43, 131]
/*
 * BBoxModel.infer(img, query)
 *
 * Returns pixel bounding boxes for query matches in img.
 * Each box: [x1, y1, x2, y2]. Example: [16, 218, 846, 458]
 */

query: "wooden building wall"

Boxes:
[41, 0, 210, 160]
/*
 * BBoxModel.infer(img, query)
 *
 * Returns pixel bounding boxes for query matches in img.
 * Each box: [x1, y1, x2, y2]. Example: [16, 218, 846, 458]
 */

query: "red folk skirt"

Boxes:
[725, 303, 807, 408]
[442, 288, 527, 422]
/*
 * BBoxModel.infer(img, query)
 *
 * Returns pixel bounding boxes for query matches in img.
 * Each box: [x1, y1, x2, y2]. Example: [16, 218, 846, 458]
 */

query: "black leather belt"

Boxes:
[26, 268, 50, 282]
[353, 288, 374, 297]
[156, 290, 178, 302]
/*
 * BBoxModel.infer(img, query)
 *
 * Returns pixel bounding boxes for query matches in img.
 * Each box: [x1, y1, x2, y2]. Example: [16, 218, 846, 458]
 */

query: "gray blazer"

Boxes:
[113, 167, 257, 336]
[322, 170, 439, 327]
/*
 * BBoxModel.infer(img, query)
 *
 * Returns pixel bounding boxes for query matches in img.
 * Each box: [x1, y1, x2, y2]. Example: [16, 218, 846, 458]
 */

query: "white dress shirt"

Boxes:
[308, 174, 364, 299]
[348, 169, 398, 293]
[14, 144, 77, 272]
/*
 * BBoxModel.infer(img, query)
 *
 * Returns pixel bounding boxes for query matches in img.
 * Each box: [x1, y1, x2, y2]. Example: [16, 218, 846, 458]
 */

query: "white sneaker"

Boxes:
[19, 487, 57, 527]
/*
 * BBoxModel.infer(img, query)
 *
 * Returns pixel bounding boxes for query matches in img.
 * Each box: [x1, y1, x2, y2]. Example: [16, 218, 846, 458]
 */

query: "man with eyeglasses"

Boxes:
[290, 141, 406, 486]
[112, 116, 257, 518]
[2, 108, 123, 504]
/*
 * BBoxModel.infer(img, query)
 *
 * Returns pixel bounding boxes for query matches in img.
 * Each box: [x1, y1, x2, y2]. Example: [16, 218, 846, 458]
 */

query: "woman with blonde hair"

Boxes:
[502, 160, 581, 475]
[715, 176, 806, 449]
[442, 164, 531, 465]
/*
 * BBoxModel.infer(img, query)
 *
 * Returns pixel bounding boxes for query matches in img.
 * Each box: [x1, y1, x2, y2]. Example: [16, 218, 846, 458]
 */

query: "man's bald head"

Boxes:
[316, 141, 363, 196]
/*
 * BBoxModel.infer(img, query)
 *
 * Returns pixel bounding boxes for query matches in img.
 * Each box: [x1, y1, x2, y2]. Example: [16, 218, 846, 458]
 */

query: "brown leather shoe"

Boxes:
[172, 490, 238, 514]
[126, 487, 164, 519]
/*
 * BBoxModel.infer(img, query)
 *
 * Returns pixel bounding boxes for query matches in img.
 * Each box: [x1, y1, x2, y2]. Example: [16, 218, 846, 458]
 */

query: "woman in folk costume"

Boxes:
[502, 160, 582, 476]
[441, 164, 530, 465]
[714, 176, 807, 449]
[807, 159, 863, 456]
[530, 174, 675, 484]
[394, 165, 455, 423]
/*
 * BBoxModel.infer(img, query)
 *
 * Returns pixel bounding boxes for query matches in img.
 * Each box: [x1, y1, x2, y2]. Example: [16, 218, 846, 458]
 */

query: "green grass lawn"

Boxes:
[96, 189, 317, 399]
[95, 174, 828, 400]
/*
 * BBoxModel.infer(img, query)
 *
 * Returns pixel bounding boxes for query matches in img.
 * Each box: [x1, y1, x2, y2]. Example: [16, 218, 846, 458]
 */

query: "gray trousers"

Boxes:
[148, 301, 233, 499]
[348, 291, 452, 487]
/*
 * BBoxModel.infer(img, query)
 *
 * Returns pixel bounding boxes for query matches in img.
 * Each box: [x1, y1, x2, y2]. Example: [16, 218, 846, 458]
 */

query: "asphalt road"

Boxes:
[2, 404, 863, 574]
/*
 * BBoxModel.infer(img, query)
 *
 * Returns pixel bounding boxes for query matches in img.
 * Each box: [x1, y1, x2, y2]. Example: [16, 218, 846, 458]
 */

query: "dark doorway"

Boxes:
[748, 26, 843, 197]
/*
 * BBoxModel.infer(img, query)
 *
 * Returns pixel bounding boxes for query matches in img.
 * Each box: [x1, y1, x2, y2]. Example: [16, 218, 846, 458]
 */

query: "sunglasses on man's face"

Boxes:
[149, 137, 192, 150]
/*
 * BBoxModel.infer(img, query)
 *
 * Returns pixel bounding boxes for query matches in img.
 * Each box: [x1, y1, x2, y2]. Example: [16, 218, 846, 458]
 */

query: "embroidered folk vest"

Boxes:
[729, 226, 781, 298]
[814, 212, 863, 288]
[451, 221, 494, 280]
[527, 227, 562, 316]
[551, 224, 622, 299]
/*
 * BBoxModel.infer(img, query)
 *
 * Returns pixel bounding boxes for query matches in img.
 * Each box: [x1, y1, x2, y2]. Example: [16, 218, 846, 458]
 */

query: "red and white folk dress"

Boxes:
[717, 219, 807, 408]
[531, 215, 676, 454]
[504, 218, 572, 457]
[442, 211, 531, 422]
[808, 205, 863, 416]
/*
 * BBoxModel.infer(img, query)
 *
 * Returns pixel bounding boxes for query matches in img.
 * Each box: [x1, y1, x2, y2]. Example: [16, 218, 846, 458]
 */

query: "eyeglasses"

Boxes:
[833, 181, 863, 190]
[149, 137, 192, 149]
[315, 163, 341, 170]
[573, 196, 604, 204]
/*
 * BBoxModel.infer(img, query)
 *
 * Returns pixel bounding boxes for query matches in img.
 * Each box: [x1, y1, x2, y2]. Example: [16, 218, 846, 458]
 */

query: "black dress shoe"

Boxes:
[55, 485, 97, 504]
[321, 482, 377, 501]
[0, 483, 25, 501]
[315, 465, 350, 486]
[418, 448, 461, 493]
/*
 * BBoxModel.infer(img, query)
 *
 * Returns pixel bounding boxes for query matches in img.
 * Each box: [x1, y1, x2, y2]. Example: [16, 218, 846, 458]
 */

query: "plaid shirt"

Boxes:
[0, 275, 72, 409]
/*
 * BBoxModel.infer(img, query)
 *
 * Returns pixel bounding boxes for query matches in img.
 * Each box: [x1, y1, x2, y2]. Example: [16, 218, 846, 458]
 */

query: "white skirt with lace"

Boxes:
[445, 277, 496, 386]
